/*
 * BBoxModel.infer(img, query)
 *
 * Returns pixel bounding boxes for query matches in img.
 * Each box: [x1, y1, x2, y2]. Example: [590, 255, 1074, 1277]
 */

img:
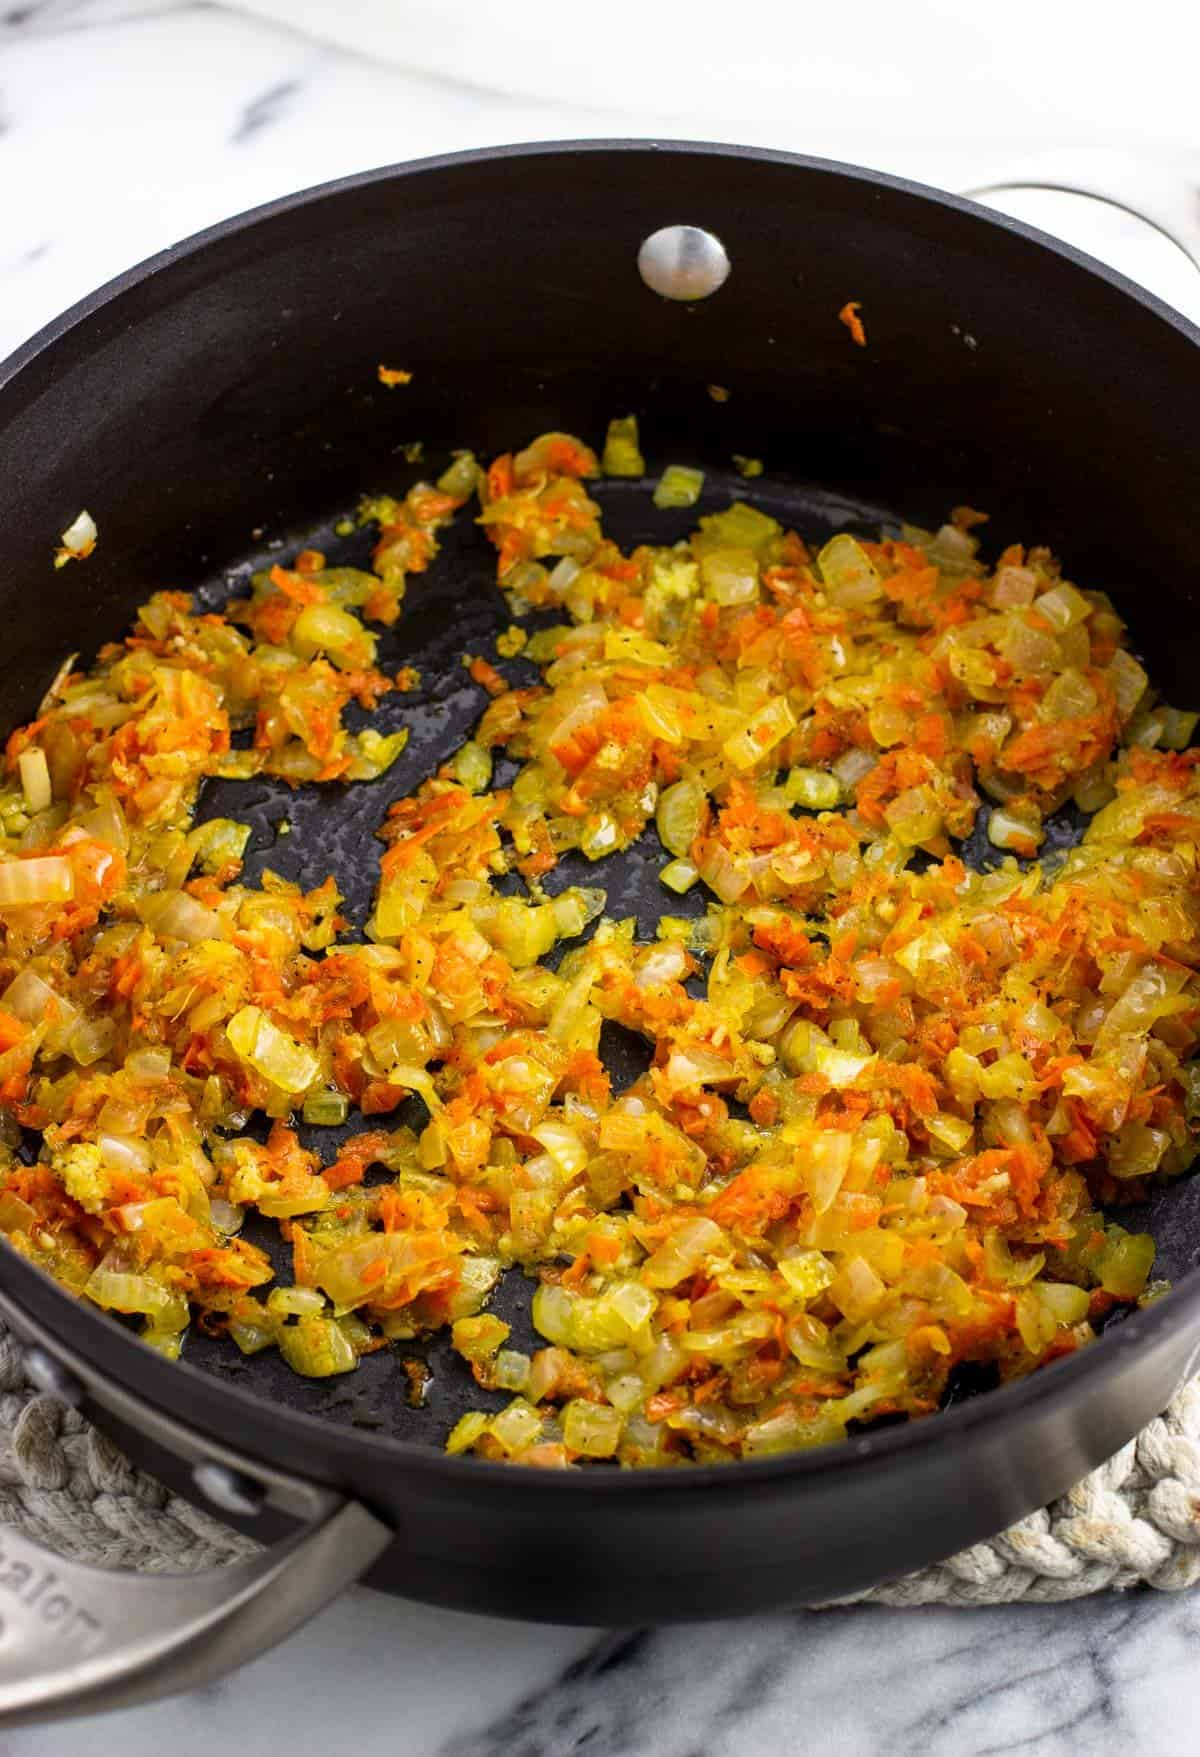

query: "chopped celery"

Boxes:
[493, 1349, 532, 1392]
[452, 1314, 511, 1362]
[302, 1090, 350, 1127]
[278, 1315, 358, 1377]
[18, 749, 51, 814]
[563, 1399, 623, 1458]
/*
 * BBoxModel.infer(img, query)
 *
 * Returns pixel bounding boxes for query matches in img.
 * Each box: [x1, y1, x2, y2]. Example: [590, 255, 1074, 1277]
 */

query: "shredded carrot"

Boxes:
[466, 655, 508, 697]
[0, 420, 1186, 1475]
[838, 300, 867, 347]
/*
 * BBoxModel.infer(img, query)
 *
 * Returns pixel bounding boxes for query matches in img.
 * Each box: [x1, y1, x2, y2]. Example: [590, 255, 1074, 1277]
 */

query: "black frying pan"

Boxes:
[2, 141, 1200, 1723]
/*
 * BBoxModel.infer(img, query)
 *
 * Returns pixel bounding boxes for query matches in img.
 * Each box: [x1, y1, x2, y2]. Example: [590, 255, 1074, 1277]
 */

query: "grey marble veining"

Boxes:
[3, 3, 1200, 1753]
[445, 1594, 1200, 1757]
[8, 1585, 1200, 1757]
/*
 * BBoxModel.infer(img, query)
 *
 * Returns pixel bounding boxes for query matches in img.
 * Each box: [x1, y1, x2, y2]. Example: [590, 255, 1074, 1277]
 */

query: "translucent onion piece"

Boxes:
[55, 509, 98, 567]
[142, 889, 221, 944]
[652, 465, 704, 509]
[85, 1265, 187, 1330]
[17, 750, 51, 814]
[2, 967, 72, 1027]
[292, 602, 376, 671]
[226, 1006, 320, 1095]
[601, 416, 645, 478]
[655, 779, 707, 859]
[278, 1316, 357, 1377]
[99, 1133, 151, 1174]
[818, 534, 883, 607]
[0, 855, 73, 908]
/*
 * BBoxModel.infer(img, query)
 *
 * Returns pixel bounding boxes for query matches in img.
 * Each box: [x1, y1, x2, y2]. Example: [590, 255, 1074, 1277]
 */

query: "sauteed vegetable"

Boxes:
[1, 425, 1197, 1467]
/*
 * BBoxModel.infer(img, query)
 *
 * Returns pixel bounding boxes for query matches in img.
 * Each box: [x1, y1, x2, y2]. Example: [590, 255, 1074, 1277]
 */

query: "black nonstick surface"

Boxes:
[152, 452, 1200, 1448]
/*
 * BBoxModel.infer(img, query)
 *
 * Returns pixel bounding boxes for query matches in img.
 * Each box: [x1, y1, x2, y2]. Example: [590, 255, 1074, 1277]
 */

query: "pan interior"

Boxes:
[137, 455, 1200, 1448]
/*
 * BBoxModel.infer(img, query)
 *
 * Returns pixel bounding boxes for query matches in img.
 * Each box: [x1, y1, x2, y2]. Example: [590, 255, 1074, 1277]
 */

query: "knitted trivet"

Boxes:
[3, 1318, 1200, 1607]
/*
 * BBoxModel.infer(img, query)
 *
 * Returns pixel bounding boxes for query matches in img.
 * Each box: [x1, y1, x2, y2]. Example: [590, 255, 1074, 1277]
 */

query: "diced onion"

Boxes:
[85, 1264, 187, 1328]
[660, 857, 699, 893]
[656, 779, 707, 858]
[817, 534, 883, 607]
[653, 465, 704, 509]
[988, 807, 1043, 854]
[601, 416, 645, 478]
[1033, 581, 1090, 630]
[141, 889, 222, 944]
[292, 602, 376, 670]
[1107, 649, 1149, 719]
[436, 451, 480, 499]
[267, 1285, 326, 1319]
[99, 1134, 151, 1174]
[2, 967, 70, 1026]
[125, 1048, 171, 1083]
[18, 750, 51, 814]
[278, 1316, 357, 1377]
[700, 547, 759, 606]
[55, 509, 98, 567]
[562, 1399, 622, 1457]
[786, 767, 841, 811]
[208, 1198, 244, 1235]
[831, 748, 877, 791]
[0, 855, 73, 908]
[722, 698, 796, 771]
[226, 1006, 320, 1094]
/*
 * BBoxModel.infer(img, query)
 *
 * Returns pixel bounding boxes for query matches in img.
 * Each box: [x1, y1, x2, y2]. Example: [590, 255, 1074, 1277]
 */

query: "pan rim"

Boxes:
[2, 137, 1200, 1500]
[3, 137, 1199, 400]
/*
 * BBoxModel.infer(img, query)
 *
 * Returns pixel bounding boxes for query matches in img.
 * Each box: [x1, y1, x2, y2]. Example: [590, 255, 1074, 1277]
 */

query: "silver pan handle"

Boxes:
[0, 1293, 392, 1725]
[0, 1494, 389, 1726]
[958, 148, 1200, 277]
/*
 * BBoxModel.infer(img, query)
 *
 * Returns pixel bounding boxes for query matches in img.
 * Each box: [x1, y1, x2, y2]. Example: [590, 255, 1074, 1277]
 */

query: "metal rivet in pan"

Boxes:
[22, 1345, 84, 1406]
[192, 1461, 267, 1519]
[637, 226, 731, 301]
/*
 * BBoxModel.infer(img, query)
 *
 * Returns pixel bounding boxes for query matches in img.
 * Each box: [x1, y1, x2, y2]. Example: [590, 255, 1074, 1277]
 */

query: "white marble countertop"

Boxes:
[3, 3, 1200, 1752]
